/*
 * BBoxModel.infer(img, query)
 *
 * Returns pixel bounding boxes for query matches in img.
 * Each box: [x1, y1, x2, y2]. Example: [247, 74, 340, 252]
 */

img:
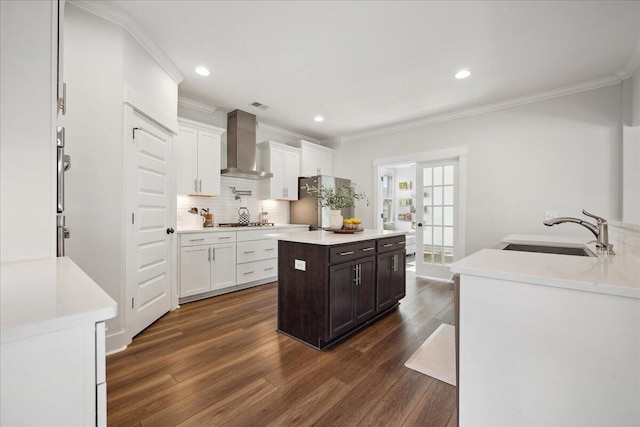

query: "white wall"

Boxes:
[335, 85, 623, 255]
[622, 69, 640, 224]
[62, 4, 179, 351]
[61, 4, 125, 341]
[0, 0, 56, 262]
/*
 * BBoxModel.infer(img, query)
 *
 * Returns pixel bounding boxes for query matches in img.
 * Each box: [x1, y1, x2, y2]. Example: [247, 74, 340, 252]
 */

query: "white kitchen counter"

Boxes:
[0, 256, 117, 344]
[177, 224, 309, 234]
[450, 234, 640, 299]
[451, 234, 640, 426]
[266, 229, 407, 245]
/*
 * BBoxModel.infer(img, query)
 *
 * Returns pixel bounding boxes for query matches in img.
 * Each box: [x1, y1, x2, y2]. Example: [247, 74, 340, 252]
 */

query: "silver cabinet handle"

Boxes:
[195, 178, 198, 193]
[243, 271, 255, 275]
[190, 238, 205, 241]
[383, 243, 394, 247]
[244, 250, 255, 254]
[199, 179, 202, 193]
[208, 247, 211, 262]
[212, 248, 215, 261]
[218, 236, 231, 240]
[353, 264, 359, 283]
[362, 247, 374, 251]
[340, 251, 354, 256]
[397, 241, 406, 245]
[265, 248, 275, 251]
[264, 267, 274, 271]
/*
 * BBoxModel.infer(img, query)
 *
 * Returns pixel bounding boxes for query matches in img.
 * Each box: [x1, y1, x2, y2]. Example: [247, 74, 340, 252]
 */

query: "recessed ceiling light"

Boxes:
[314, 116, 324, 122]
[455, 69, 471, 79]
[195, 67, 210, 76]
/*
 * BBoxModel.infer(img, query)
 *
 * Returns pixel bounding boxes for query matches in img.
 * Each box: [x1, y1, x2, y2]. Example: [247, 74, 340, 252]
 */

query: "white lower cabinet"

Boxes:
[178, 227, 309, 302]
[179, 232, 237, 298]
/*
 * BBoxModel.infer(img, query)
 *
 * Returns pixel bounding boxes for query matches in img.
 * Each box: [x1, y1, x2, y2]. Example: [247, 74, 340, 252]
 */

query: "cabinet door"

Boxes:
[329, 261, 356, 339]
[175, 126, 198, 195]
[355, 257, 376, 324]
[376, 251, 394, 312]
[392, 251, 406, 301]
[197, 130, 221, 196]
[211, 242, 236, 291]
[315, 149, 333, 176]
[283, 149, 300, 200]
[269, 148, 285, 199]
[180, 245, 211, 297]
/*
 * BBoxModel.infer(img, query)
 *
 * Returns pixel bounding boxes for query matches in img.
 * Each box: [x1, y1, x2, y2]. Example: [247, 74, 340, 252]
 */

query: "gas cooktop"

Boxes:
[217, 222, 275, 228]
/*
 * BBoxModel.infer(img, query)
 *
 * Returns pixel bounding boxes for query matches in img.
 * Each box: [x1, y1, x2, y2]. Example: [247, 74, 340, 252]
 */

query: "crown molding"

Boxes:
[342, 75, 622, 143]
[256, 121, 321, 144]
[178, 97, 217, 114]
[68, 1, 184, 84]
[616, 37, 640, 81]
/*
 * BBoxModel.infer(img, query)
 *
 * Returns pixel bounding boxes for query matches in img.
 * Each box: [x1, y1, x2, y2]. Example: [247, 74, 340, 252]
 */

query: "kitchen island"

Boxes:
[450, 234, 640, 426]
[267, 229, 407, 349]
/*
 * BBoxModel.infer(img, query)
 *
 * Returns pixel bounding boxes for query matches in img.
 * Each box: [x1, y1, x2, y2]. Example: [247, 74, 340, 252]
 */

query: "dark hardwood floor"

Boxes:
[106, 271, 456, 426]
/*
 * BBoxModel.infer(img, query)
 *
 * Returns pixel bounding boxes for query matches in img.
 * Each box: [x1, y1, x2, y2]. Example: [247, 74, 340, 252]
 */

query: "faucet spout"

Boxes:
[543, 217, 599, 238]
[542, 209, 614, 254]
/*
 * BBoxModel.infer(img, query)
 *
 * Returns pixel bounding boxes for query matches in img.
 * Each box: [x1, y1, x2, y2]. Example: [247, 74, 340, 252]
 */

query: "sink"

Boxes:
[501, 243, 594, 257]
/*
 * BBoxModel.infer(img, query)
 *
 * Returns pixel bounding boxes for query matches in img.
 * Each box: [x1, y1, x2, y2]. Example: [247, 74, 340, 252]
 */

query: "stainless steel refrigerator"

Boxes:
[290, 176, 353, 230]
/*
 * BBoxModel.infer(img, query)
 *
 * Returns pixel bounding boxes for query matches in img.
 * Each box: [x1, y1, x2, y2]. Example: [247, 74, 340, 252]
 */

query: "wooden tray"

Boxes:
[328, 228, 364, 234]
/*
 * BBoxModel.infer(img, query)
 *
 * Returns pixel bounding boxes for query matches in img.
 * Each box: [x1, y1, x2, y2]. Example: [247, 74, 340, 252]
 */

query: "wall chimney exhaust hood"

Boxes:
[221, 109, 273, 180]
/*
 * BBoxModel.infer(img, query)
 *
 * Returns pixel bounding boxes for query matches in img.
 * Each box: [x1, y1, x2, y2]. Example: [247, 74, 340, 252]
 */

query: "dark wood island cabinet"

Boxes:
[269, 229, 407, 350]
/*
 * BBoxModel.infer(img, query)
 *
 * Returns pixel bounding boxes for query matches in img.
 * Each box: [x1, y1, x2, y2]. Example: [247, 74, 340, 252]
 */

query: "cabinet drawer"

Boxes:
[377, 235, 406, 253]
[237, 239, 278, 263]
[237, 258, 278, 285]
[236, 228, 277, 242]
[329, 240, 376, 264]
[181, 231, 236, 246]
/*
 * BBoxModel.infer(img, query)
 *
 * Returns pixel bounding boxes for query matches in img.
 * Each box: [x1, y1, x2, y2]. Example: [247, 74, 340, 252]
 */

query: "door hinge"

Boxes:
[131, 213, 135, 224]
[131, 298, 135, 309]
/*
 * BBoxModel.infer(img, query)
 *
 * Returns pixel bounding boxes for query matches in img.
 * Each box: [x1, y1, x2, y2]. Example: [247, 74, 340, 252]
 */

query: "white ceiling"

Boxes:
[110, 0, 640, 141]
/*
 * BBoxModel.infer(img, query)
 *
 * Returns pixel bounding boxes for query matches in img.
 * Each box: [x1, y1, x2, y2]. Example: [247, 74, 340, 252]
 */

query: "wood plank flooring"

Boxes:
[106, 271, 456, 426]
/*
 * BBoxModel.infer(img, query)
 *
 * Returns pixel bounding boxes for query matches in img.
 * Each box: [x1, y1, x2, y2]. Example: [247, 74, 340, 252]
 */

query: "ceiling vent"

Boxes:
[251, 101, 270, 110]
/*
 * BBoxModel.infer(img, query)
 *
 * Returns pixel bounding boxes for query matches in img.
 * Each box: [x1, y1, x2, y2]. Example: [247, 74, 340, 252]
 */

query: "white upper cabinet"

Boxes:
[258, 141, 300, 200]
[291, 140, 334, 177]
[175, 118, 225, 196]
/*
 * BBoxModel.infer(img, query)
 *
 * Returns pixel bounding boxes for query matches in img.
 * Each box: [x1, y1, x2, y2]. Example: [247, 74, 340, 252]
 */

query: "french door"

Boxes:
[415, 160, 459, 279]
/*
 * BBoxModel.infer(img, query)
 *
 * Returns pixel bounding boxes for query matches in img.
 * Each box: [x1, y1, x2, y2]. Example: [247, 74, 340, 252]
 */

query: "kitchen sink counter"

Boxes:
[177, 224, 309, 234]
[452, 234, 640, 426]
[450, 234, 640, 299]
[265, 229, 407, 245]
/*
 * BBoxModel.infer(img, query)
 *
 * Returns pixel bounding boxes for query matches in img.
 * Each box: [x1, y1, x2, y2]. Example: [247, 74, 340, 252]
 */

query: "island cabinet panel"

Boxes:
[277, 241, 329, 347]
[277, 234, 405, 350]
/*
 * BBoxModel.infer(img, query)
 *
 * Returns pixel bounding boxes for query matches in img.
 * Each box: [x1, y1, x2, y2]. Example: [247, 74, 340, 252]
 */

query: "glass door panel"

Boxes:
[416, 160, 458, 279]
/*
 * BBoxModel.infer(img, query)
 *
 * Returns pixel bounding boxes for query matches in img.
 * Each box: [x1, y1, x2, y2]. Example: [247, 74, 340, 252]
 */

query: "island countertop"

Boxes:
[265, 229, 407, 245]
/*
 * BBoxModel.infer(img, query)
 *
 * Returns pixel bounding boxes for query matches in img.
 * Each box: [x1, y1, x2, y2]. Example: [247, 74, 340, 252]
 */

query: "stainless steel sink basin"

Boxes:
[501, 243, 594, 257]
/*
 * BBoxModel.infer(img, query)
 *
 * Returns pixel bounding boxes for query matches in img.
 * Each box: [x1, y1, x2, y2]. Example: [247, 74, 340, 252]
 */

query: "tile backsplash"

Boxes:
[177, 176, 290, 228]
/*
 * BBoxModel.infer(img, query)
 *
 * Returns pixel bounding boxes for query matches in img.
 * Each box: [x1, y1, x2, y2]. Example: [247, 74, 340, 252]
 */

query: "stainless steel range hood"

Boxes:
[221, 109, 273, 179]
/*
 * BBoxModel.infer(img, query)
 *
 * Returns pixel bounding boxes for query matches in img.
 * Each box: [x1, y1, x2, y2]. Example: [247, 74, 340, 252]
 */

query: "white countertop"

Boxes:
[266, 229, 407, 245]
[450, 234, 640, 299]
[177, 224, 309, 234]
[1, 257, 118, 344]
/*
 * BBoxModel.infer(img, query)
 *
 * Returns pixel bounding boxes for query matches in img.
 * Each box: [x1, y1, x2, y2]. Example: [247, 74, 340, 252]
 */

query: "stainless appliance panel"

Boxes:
[290, 176, 353, 230]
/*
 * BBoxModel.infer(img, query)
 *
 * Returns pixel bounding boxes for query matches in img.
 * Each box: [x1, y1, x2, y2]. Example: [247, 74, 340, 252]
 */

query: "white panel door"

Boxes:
[126, 109, 172, 338]
[211, 242, 236, 291]
[197, 130, 221, 196]
[175, 125, 198, 195]
[180, 245, 211, 297]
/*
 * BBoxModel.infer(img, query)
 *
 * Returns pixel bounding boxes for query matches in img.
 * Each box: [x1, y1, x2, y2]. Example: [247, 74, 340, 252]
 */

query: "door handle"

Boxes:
[199, 179, 202, 193]
[212, 247, 215, 261]
[244, 250, 255, 254]
[362, 247, 374, 252]
[195, 178, 198, 193]
[166, 227, 175, 234]
[383, 243, 394, 247]
[340, 251, 354, 256]
[208, 247, 211, 262]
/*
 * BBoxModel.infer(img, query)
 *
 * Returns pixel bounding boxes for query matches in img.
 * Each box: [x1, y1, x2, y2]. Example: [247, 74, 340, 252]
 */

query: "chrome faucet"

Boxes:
[543, 209, 614, 254]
